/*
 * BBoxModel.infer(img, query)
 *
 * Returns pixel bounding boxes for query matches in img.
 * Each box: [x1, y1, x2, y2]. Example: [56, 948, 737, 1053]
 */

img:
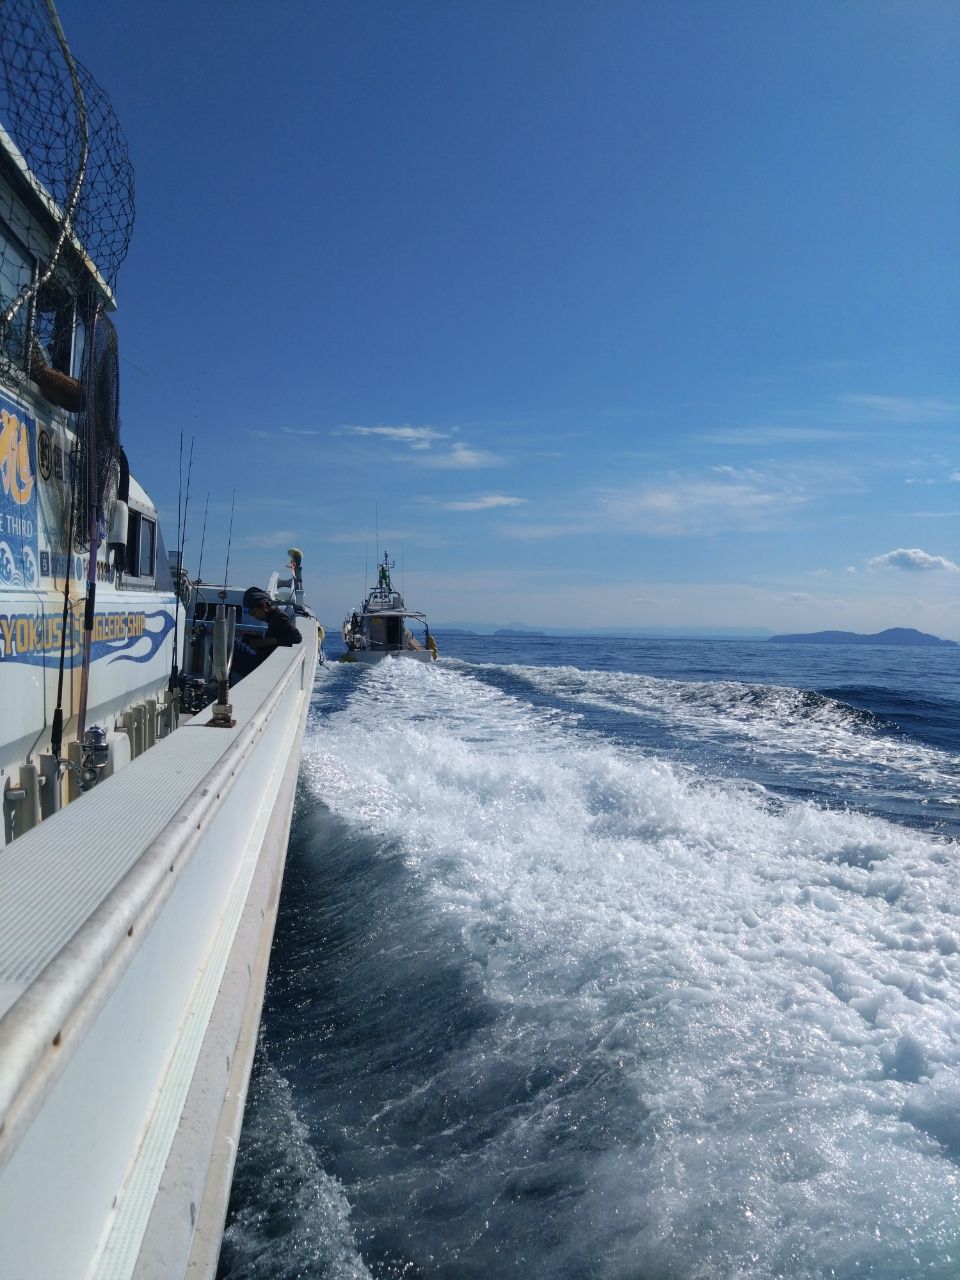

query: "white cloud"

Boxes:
[342, 427, 500, 468]
[841, 395, 958, 423]
[706, 425, 846, 445]
[440, 494, 525, 511]
[906, 467, 960, 485]
[599, 470, 807, 535]
[423, 442, 502, 469]
[342, 425, 449, 450]
[239, 529, 300, 549]
[867, 547, 959, 573]
[281, 427, 321, 437]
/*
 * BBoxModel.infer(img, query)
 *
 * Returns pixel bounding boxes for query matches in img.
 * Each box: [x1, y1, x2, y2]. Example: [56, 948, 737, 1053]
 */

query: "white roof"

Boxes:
[127, 475, 157, 518]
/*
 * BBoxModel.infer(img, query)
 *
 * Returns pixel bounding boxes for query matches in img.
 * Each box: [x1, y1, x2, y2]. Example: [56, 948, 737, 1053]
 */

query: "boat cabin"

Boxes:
[0, 114, 178, 845]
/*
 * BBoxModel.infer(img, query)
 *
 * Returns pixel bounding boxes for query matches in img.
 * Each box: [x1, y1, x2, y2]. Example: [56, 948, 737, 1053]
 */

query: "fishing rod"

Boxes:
[75, 305, 102, 741]
[174, 436, 195, 679]
[49, 438, 81, 760]
[168, 431, 184, 693]
[185, 489, 210, 644]
[178, 436, 195, 593]
[192, 490, 210, 603]
[167, 433, 194, 691]
[208, 491, 237, 728]
[222, 489, 236, 595]
[196, 491, 210, 581]
[180, 374, 203, 622]
[26, 1, 90, 757]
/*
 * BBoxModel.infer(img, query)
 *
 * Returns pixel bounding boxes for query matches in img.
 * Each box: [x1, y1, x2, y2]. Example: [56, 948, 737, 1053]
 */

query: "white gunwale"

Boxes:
[0, 624, 317, 1279]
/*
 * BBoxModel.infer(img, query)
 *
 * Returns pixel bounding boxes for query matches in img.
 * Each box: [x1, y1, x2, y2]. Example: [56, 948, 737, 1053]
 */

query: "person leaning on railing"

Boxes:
[232, 587, 302, 678]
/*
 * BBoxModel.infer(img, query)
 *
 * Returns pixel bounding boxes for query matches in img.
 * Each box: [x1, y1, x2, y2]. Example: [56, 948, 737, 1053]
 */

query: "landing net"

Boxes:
[0, 0, 135, 388]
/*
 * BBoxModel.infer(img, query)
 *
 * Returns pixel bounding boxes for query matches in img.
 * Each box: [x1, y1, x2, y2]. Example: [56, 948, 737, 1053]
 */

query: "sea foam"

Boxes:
[294, 659, 960, 1277]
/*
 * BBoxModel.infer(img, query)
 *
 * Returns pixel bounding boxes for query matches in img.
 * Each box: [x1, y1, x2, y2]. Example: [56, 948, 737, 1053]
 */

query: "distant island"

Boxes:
[433, 624, 774, 638]
[769, 627, 957, 648]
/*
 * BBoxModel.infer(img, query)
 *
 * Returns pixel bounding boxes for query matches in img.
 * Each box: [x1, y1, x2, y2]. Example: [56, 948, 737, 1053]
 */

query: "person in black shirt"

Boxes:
[233, 587, 301, 677]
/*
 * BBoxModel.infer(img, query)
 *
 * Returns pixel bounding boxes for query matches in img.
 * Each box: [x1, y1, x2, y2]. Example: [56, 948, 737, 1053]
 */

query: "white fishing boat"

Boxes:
[341, 550, 438, 663]
[0, 6, 317, 1277]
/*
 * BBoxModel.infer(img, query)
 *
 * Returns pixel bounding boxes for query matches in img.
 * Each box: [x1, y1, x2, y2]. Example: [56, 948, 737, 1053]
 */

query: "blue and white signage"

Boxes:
[0, 391, 39, 589]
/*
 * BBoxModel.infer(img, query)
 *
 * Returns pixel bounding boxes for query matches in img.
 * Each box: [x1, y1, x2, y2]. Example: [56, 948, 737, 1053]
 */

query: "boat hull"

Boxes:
[0, 623, 318, 1280]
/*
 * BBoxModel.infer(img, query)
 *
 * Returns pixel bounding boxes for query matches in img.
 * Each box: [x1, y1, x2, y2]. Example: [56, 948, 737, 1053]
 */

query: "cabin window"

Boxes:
[0, 220, 33, 368]
[124, 510, 157, 580]
[139, 516, 156, 578]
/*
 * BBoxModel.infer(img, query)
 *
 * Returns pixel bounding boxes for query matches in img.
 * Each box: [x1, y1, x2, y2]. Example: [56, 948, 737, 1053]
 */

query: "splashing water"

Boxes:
[224, 646, 960, 1279]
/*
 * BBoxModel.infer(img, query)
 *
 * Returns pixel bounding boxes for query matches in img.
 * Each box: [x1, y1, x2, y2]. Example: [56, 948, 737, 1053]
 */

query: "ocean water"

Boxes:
[218, 635, 960, 1280]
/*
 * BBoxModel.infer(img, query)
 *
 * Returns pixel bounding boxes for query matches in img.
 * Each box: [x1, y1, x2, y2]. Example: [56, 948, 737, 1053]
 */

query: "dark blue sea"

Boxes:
[218, 635, 960, 1280]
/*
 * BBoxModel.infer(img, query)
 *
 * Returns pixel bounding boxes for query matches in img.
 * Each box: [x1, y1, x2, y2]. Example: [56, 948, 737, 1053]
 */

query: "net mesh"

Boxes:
[73, 308, 120, 550]
[0, 0, 135, 388]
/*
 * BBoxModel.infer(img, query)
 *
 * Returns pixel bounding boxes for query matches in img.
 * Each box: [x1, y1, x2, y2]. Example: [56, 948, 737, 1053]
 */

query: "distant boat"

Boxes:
[341, 551, 437, 662]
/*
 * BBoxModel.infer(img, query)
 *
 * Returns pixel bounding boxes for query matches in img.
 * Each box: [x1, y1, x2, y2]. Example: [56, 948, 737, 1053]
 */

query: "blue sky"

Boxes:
[59, 0, 959, 635]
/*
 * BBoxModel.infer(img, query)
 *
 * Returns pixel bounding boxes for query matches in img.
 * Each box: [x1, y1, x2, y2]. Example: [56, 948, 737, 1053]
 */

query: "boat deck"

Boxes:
[0, 629, 316, 1280]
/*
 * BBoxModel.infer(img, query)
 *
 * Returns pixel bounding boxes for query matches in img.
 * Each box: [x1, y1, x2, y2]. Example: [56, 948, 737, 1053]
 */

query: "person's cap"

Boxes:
[242, 587, 270, 611]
